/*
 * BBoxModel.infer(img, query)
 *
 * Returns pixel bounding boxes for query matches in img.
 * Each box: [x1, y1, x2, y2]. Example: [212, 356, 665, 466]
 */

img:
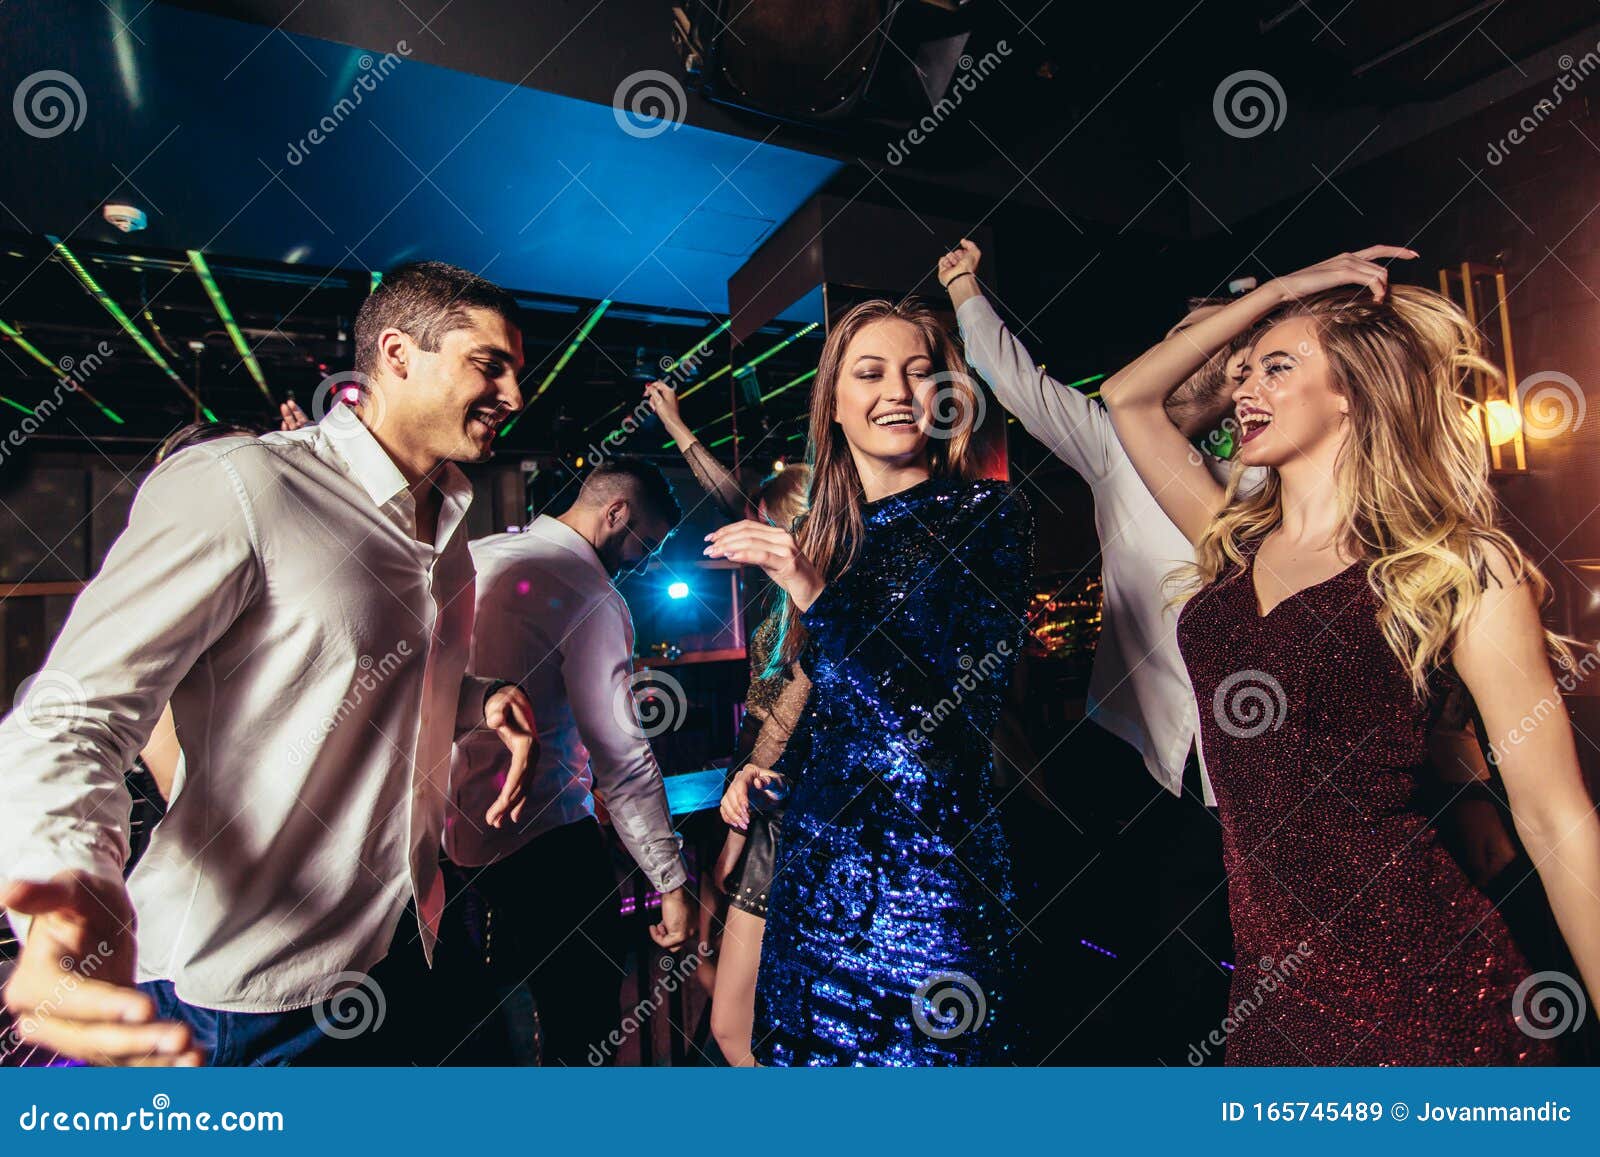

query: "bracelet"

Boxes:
[941, 271, 976, 290]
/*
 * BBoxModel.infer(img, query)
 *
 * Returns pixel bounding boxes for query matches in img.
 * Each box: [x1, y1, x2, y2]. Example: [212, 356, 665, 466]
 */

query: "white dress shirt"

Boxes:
[0, 404, 492, 1012]
[959, 295, 1261, 804]
[446, 517, 687, 892]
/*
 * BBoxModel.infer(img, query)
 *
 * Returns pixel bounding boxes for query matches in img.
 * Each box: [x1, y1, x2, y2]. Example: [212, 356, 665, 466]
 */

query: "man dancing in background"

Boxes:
[448, 458, 693, 1065]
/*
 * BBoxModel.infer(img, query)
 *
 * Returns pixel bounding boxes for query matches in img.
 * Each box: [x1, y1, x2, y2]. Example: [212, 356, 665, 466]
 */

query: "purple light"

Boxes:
[1079, 937, 1118, 959]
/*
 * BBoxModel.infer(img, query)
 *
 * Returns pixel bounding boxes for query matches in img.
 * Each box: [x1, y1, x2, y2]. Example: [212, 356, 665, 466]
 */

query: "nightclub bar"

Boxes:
[1, 0, 1598, 1083]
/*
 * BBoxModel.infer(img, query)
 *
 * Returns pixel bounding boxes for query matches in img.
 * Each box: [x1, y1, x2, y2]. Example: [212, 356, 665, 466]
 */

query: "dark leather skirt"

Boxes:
[725, 806, 782, 918]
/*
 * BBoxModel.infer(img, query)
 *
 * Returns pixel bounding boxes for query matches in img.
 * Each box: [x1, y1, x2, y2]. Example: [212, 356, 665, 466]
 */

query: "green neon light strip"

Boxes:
[188, 250, 273, 405]
[659, 368, 817, 449]
[677, 322, 819, 403]
[663, 318, 730, 375]
[49, 238, 209, 417]
[0, 318, 125, 424]
[501, 298, 612, 436]
[1064, 373, 1106, 390]
[583, 318, 731, 436]
[1, 393, 34, 416]
[370, 271, 383, 293]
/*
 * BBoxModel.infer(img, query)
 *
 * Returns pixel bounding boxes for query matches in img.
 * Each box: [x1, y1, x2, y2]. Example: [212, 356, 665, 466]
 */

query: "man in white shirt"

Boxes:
[939, 240, 1252, 1064]
[0, 261, 539, 1066]
[448, 458, 692, 1064]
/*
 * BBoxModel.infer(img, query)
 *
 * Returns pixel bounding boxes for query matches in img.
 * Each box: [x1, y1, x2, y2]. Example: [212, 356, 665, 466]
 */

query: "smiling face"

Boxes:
[378, 306, 526, 466]
[1231, 315, 1350, 469]
[832, 317, 940, 481]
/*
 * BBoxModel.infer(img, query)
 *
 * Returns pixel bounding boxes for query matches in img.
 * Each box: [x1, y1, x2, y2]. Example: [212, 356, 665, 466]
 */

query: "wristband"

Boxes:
[941, 271, 976, 290]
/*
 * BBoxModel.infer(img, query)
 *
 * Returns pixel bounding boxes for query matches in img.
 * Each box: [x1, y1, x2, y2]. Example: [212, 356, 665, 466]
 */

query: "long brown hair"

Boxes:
[1182, 284, 1572, 694]
[771, 298, 985, 670]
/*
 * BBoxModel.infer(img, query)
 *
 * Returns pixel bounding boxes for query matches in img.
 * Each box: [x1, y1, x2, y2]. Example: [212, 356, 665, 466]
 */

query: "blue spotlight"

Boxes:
[667, 581, 690, 600]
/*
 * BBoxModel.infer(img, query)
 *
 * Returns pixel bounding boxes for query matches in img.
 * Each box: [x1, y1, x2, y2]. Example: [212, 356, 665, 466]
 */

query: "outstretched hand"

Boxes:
[704, 521, 825, 611]
[1, 871, 203, 1066]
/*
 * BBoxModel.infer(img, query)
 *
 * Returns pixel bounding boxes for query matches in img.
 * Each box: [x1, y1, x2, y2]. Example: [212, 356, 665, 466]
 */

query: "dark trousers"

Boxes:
[1126, 755, 1234, 1065]
[137, 908, 465, 1066]
[467, 817, 627, 1066]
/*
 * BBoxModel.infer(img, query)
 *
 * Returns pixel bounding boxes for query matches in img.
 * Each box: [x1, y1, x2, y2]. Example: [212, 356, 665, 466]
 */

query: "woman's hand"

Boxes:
[279, 397, 309, 431]
[644, 380, 688, 436]
[937, 239, 983, 307]
[704, 521, 825, 611]
[1266, 245, 1417, 304]
[719, 763, 786, 830]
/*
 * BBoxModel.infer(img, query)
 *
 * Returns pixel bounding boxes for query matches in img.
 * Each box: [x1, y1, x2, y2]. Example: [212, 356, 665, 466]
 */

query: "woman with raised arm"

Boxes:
[1101, 247, 1600, 1065]
[644, 374, 815, 1065]
[705, 299, 1034, 1066]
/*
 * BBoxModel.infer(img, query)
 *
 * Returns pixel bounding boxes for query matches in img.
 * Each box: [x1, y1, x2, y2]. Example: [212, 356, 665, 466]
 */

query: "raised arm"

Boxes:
[1101, 246, 1415, 543]
[1455, 552, 1600, 1005]
[645, 379, 753, 522]
[939, 239, 1115, 480]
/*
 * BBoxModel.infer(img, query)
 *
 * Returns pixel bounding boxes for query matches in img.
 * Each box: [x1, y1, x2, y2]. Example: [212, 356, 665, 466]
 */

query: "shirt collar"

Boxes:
[528, 514, 612, 585]
[319, 402, 474, 543]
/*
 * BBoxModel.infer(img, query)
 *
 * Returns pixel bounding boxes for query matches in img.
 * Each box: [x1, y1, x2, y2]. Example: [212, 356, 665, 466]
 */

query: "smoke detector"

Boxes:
[102, 203, 147, 233]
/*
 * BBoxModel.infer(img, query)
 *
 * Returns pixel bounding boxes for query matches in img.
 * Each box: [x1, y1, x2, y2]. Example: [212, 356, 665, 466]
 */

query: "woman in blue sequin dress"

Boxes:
[705, 298, 1034, 1065]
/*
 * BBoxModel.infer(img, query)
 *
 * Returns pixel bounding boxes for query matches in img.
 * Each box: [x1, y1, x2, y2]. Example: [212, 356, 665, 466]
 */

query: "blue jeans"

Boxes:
[137, 910, 471, 1066]
[138, 980, 339, 1066]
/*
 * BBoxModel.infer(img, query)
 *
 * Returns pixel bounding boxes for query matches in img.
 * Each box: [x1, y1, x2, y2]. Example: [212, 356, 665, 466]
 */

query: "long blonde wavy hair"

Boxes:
[1182, 284, 1570, 696]
[769, 298, 986, 671]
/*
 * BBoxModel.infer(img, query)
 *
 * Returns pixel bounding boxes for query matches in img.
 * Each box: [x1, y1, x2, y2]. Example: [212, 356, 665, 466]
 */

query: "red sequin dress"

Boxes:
[1176, 547, 1556, 1065]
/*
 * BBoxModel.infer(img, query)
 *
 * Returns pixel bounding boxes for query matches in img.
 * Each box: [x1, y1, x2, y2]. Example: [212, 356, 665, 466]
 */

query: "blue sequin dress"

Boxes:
[753, 477, 1034, 1066]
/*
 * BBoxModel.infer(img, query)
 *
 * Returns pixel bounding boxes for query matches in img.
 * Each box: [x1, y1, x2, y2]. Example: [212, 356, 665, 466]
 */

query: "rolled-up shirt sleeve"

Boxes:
[563, 594, 687, 892]
[0, 446, 261, 890]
